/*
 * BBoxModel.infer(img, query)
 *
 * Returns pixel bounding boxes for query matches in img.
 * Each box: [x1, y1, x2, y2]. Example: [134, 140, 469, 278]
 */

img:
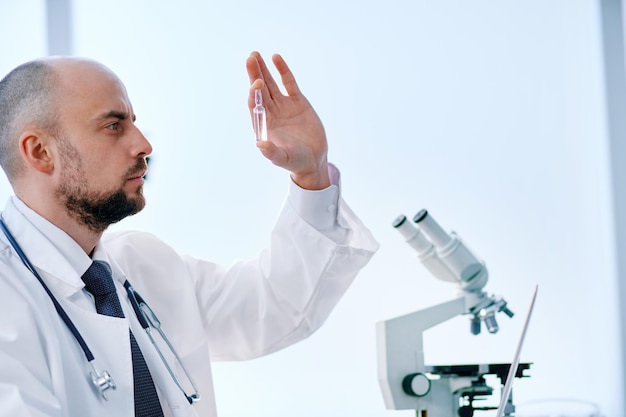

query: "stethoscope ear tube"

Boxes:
[124, 280, 201, 404]
[124, 281, 150, 329]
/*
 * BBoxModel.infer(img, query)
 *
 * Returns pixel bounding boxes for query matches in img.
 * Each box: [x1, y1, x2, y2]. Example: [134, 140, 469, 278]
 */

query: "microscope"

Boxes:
[377, 210, 530, 417]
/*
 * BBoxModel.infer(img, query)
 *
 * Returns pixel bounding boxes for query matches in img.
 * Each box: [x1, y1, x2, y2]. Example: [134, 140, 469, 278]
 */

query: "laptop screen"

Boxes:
[495, 285, 538, 417]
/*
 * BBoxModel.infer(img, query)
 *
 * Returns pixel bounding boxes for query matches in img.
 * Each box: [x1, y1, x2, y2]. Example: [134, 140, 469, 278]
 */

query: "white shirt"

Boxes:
[0, 166, 379, 417]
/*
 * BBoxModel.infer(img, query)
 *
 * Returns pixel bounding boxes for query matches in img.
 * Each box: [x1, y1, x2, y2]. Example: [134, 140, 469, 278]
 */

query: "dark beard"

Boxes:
[62, 187, 144, 233]
[54, 135, 147, 233]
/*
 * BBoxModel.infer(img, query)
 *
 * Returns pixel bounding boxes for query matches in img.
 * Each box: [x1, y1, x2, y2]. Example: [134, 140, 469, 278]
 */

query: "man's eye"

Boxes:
[106, 122, 119, 131]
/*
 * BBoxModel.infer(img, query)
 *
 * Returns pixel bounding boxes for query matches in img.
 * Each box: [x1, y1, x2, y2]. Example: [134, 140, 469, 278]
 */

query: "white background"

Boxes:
[0, 1, 622, 416]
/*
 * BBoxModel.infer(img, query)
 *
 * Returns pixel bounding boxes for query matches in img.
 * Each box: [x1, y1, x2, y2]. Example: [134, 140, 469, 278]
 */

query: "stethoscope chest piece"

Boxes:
[90, 364, 116, 401]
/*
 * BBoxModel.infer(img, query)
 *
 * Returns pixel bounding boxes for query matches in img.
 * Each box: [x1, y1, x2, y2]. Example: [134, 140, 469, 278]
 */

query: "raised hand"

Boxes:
[246, 52, 330, 190]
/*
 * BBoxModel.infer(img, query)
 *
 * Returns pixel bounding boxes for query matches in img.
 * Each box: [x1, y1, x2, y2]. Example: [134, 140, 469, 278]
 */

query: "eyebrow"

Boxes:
[94, 110, 137, 123]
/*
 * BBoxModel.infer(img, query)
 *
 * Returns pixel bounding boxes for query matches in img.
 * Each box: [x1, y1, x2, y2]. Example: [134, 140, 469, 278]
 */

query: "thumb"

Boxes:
[256, 139, 288, 167]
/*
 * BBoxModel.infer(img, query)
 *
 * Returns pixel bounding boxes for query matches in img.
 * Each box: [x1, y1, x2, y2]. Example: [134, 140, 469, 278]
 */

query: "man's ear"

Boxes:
[19, 130, 55, 174]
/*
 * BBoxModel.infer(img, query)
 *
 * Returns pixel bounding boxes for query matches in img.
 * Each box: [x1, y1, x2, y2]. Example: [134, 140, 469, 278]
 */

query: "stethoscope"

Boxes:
[0, 218, 200, 405]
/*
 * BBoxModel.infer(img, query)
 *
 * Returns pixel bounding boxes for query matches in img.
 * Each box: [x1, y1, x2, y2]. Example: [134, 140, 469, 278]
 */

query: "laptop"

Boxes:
[495, 285, 539, 417]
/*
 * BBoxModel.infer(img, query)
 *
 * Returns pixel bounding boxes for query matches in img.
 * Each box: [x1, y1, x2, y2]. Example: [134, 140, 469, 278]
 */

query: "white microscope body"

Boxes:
[377, 210, 518, 416]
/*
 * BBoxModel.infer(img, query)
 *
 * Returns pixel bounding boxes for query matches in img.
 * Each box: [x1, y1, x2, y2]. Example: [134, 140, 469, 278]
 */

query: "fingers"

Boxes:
[245, 54, 262, 85]
[272, 54, 301, 96]
[249, 51, 282, 99]
[247, 52, 302, 100]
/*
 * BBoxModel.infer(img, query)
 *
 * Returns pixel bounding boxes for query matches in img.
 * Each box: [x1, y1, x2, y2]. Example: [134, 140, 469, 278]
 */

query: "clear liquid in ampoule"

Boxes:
[253, 89, 267, 141]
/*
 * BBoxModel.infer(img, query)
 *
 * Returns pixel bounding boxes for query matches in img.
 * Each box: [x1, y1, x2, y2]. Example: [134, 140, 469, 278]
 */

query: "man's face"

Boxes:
[51, 60, 153, 232]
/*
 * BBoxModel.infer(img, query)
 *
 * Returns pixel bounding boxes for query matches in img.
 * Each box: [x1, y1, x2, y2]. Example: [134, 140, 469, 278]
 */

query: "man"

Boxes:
[0, 52, 378, 417]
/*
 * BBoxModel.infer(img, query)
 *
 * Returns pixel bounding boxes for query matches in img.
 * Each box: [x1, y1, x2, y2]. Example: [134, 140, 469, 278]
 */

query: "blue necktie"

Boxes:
[82, 261, 164, 417]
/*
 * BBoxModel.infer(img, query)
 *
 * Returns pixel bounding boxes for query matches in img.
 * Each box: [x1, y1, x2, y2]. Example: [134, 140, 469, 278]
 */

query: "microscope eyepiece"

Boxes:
[393, 215, 408, 228]
[413, 209, 428, 223]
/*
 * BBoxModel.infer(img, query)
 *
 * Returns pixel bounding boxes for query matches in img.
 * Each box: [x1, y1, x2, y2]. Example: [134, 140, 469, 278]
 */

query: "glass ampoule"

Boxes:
[253, 89, 267, 141]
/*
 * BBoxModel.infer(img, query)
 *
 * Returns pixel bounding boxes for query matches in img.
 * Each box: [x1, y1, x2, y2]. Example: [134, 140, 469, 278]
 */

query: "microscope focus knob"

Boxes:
[402, 373, 431, 397]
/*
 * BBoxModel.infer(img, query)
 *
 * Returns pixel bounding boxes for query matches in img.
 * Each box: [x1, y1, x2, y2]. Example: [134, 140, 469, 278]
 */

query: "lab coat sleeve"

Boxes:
[105, 170, 378, 362]
[187, 183, 379, 361]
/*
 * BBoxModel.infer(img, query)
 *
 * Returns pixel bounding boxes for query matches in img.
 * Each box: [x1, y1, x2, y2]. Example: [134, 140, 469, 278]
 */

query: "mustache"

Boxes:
[125, 158, 148, 180]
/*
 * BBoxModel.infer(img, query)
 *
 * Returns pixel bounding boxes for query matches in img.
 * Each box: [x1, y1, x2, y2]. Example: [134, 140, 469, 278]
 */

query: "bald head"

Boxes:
[0, 57, 121, 184]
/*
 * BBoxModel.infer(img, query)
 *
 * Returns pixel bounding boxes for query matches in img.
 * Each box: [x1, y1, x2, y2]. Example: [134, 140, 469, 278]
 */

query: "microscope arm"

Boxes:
[377, 296, 467, 409]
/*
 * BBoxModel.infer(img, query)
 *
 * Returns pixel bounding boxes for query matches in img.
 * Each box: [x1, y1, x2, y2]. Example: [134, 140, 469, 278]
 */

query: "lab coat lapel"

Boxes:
[59, 299, 135, 416]
[1, 200, 201, 416]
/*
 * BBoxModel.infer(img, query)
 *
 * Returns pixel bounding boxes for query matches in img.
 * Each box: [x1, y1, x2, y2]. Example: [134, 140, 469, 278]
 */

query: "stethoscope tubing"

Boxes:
[0, 218, 96, 362]
[0, 215, 200, 404]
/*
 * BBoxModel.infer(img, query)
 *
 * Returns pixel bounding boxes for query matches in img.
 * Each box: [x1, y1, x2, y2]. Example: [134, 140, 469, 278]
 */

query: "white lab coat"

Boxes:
[0, 185, 378, 417]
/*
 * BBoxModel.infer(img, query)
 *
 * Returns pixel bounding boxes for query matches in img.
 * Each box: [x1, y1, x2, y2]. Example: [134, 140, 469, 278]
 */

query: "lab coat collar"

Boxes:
[2, 197, 92, 297]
